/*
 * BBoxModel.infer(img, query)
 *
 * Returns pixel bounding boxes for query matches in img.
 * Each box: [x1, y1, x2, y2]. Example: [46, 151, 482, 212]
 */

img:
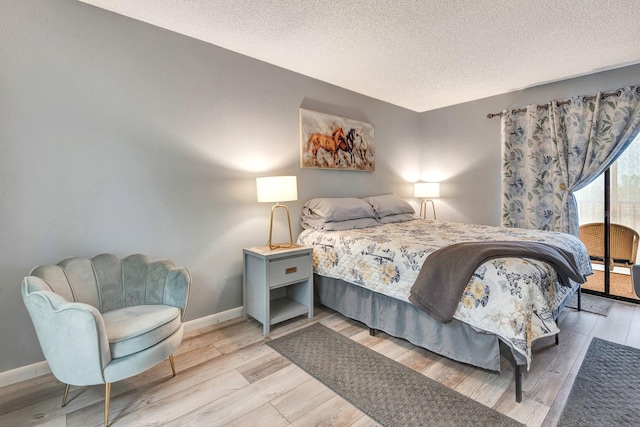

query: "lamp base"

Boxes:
[269, 242, 294, 250]
[419, 199, 437, 220]
[268, 203, 294, 250]
[251, 243, 303, 254]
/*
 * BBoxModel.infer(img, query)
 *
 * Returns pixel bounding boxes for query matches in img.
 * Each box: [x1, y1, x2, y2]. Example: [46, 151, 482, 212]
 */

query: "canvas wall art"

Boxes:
[299, 109, 375, 171]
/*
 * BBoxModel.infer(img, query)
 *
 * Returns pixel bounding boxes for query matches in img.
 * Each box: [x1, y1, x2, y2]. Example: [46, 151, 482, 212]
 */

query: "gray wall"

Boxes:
[1, 0, 638, 375]
[0, 0, 421, 373]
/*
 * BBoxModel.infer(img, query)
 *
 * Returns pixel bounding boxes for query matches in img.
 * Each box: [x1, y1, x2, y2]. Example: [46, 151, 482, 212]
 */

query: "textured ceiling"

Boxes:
[79, 0, 640, 112]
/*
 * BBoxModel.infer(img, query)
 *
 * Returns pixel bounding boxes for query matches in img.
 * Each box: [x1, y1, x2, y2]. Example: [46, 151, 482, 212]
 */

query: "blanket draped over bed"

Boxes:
[409, 240, 587, 323]
[298, 219, 593, 368]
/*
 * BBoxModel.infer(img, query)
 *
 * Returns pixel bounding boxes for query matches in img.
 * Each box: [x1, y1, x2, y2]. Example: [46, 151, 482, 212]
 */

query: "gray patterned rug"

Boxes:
[267, 323, 523, 427]
[558, 338, 640, 426]
[565, 292, 613, 316]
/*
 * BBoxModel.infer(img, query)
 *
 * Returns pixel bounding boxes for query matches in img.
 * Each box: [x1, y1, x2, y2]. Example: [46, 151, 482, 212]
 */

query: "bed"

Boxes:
[297, 195, 592, 402]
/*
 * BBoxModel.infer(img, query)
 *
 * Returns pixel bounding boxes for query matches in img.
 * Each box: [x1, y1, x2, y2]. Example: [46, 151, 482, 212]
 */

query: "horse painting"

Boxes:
[307, 127, 348, 163]
[300, 109, 374, 171]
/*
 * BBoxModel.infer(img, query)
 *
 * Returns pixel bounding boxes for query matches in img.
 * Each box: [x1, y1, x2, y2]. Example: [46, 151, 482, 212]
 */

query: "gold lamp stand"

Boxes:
[419, 199, 437, 220]
[268, 202, 294, 250]
[414, 182, 440, 220]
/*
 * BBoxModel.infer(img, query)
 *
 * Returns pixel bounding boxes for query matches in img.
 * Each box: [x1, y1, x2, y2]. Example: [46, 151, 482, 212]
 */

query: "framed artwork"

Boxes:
[299, 108, 375, 171]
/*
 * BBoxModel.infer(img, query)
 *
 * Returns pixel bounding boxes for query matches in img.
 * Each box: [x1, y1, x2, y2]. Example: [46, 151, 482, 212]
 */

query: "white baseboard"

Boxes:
[0, 361, 52, 389]
[0, 306, 243, 388]
[183, 306, 243, 332]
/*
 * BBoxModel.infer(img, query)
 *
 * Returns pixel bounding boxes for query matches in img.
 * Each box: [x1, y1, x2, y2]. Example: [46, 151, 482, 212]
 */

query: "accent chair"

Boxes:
[21, 253, 190, 426]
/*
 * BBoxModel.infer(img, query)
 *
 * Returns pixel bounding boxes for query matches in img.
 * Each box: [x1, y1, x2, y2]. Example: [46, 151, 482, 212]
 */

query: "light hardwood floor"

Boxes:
[2, 298, 639, 427]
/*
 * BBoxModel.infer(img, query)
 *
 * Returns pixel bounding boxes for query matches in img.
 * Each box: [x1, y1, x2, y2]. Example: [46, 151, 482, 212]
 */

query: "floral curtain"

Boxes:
[502, 85, 640, 235]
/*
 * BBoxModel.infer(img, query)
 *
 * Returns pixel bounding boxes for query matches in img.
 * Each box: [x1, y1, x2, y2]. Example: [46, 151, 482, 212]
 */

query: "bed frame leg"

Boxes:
[577, 286, 582, 311]
[515, 364, 523, 403]
[499, 340, 524, 403]
[369, 328, 377, 336]
[555, 333, 559, 345]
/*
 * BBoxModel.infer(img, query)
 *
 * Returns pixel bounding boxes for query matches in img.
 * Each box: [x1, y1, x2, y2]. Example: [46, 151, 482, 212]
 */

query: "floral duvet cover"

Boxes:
[298, 219, 592, 367]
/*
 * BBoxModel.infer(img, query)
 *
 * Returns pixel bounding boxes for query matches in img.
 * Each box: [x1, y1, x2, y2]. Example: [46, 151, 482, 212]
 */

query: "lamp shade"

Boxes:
[414, 182, 440, 198]
[256, 176, 298, 203]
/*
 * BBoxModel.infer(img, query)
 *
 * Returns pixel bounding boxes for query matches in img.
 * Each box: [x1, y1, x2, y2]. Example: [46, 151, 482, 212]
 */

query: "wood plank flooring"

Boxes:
[1, 298, 639, 427]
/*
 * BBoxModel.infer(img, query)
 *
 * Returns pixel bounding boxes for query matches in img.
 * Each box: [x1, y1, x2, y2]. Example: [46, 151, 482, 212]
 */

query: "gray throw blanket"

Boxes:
[408, 240, 586, 324]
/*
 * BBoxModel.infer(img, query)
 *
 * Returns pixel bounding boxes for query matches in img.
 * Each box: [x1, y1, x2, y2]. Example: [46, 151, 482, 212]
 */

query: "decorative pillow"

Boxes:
[378, 212, 420, 224]
[302, 197, 376, 222]
[361, 194, 415, 218]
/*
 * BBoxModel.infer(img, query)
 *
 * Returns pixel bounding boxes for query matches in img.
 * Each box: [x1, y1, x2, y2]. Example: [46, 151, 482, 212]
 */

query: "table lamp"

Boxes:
[414, 182, 440, 220]
[256, 176, 298, 249]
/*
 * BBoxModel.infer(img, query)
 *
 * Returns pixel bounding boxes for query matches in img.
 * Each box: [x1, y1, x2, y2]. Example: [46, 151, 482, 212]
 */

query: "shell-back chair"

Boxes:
[21, 253, 190, 426]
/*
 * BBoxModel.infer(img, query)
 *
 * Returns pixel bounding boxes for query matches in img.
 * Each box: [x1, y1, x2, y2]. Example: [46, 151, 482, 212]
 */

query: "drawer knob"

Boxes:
[285, 266, 297, 274]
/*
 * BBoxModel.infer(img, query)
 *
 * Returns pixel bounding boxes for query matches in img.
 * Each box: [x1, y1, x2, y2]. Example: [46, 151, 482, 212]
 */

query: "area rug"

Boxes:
[267, 323, 523, 427]
[558, 338, 640, 426]
[564, 292, 613, 316]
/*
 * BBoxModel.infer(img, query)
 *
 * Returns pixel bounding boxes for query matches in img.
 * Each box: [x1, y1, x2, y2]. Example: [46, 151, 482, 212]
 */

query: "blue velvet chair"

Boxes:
[21, 253, 190, 426]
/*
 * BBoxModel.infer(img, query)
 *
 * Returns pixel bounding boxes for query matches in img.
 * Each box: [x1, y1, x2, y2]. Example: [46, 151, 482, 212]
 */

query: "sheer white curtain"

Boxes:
[501, 86, 640, 235]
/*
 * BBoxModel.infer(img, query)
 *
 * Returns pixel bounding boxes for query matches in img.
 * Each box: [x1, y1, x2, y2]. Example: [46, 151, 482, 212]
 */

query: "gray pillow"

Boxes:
[303, 197, 376, 222]
[362, 194, 415, 218]
[378, 212, 420, 223]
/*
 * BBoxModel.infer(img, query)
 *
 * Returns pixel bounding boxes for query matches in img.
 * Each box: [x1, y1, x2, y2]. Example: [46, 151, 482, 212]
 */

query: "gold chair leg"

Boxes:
[169, 354, 176, 377]
[104, 382, 111, 427]
[101, 356, 174, 426]
[61, 384, 70, 407]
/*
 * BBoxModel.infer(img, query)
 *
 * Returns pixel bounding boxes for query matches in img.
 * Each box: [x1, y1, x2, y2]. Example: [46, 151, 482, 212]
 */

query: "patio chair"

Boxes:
[578, 222, 639, 268]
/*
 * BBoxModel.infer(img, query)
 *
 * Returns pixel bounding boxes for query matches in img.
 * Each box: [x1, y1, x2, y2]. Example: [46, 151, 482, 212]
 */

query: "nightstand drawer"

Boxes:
[269, 255, 310, 287]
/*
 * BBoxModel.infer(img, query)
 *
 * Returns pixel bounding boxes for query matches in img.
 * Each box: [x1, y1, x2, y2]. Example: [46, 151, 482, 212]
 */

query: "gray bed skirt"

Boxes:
[315, 274, 536, 371]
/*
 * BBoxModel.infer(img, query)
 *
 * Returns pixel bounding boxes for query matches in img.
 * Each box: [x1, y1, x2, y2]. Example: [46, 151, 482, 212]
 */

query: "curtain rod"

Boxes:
[486, 89, 626, 119]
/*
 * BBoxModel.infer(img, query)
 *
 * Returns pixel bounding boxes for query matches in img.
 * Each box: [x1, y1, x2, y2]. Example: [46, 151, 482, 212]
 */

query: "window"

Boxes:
[575, 134, 639, 301]
[575, 135, 640, 231]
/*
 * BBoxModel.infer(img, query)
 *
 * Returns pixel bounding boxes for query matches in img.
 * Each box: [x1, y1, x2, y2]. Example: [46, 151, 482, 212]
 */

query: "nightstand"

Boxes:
[243, 245, 313, 335]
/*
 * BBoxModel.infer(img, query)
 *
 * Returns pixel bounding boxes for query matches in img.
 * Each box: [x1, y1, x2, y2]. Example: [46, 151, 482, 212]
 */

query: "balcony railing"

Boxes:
[577, 201, 640, 232]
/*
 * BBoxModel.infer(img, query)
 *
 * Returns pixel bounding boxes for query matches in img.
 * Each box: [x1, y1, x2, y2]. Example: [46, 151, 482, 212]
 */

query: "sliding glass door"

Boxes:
[575, 135, 640, 302]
